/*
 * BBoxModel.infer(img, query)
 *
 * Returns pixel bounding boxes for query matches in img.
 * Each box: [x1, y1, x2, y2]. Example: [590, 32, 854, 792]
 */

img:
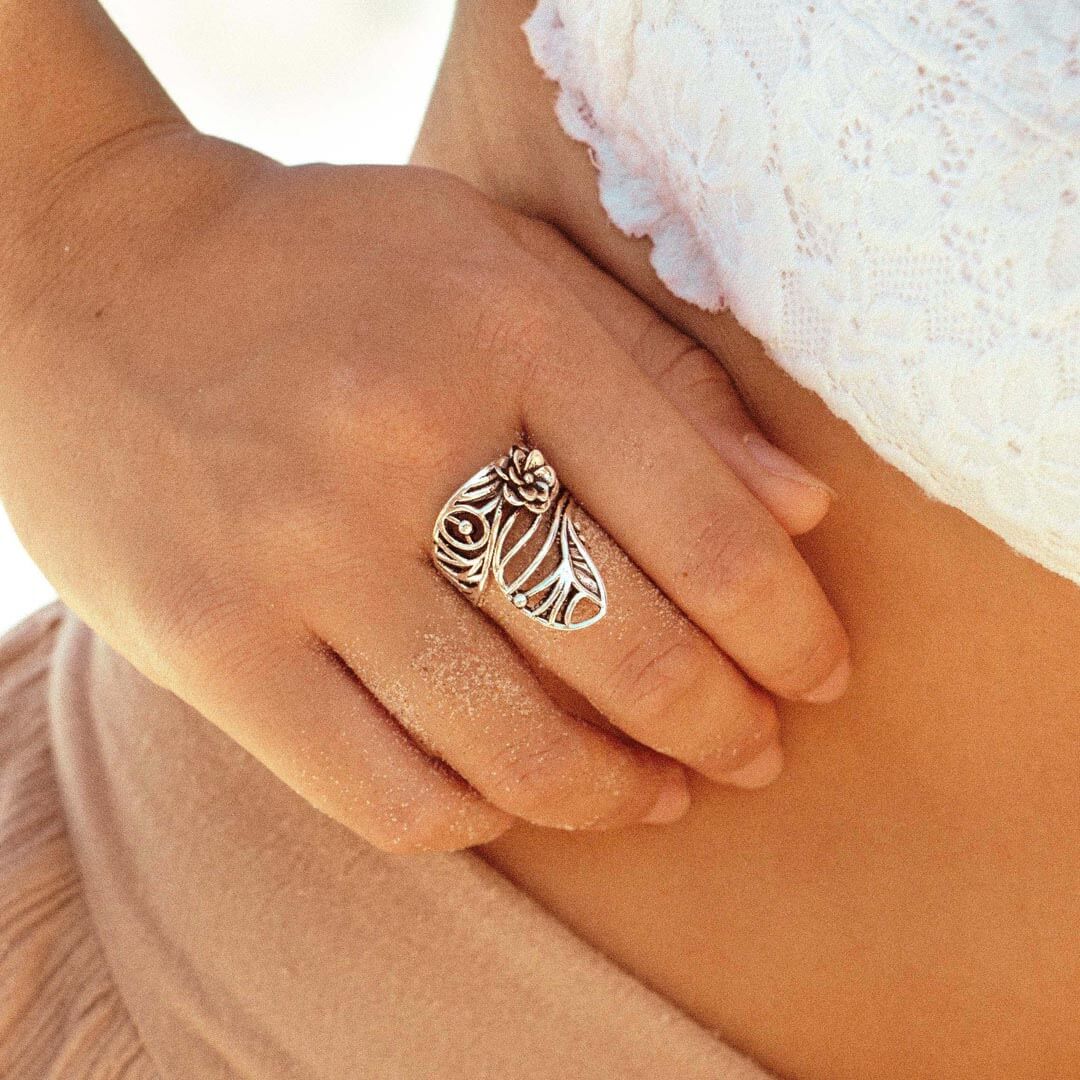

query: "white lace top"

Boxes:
[523, 0, 1080, 586]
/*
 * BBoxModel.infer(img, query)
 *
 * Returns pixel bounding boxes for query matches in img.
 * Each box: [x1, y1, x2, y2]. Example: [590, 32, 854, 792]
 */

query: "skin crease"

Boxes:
[409, 3, 1080, 1079]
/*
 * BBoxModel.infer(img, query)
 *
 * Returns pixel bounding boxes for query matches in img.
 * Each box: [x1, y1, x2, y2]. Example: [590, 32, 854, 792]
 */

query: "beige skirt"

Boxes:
[0, 601, 772, 1079]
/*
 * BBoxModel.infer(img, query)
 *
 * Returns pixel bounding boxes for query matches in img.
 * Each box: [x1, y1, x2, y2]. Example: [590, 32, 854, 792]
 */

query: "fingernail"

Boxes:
[712, 741, 784, 789]
[801, 655, 852, 703]
[643, 770, 692, 823]
[742, 431, 837, 498]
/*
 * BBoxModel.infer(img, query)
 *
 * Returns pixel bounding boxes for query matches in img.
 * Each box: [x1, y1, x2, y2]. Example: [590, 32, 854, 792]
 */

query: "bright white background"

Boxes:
[0, 0, 456, 634]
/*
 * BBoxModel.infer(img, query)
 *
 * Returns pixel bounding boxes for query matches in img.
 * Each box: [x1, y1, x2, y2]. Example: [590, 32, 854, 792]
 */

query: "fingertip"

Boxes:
[769, 486, 833, 536]
[712, 740, 784, 789]
[464, 813, 518, 849]
[706, 427, 836, 535]
[642, 767, 692, 823]
[800, 654, 852, 704]
[739, 431, 837, 533]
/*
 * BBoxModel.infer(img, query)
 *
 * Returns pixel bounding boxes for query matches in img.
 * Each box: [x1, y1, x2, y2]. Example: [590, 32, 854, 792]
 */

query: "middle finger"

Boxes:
[476, 503, 784, 788]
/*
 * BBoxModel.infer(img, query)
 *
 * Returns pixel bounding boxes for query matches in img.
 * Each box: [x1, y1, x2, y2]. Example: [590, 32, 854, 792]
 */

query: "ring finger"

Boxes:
[312, 551, 694, 831]
[473, 501, 784, 789]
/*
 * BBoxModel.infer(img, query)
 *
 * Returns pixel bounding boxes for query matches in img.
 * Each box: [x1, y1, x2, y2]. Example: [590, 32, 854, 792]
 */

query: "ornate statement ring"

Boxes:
[432, 444, 607, 631]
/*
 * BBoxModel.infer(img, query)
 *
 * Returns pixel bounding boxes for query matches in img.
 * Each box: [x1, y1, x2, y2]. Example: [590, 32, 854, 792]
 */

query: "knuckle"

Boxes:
[463, 270, 571, 397]
[655, 343, 728, 397]
[160, 589, 237, 659]
[137, 571, 262, 689]
[680, 510, 785, 620]
[631, 317, 734, 389]
[697, 696, 781, 772]
[469, 275, 551, 364]
[316, 363, 442, 470]
[480, 726, 585, 819]
[305, 370, 466, 519]
[607, 633, 707, 727]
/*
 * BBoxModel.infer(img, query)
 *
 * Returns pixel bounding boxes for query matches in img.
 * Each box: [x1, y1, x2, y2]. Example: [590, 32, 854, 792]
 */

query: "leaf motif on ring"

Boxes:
[432, 447, 606, 631]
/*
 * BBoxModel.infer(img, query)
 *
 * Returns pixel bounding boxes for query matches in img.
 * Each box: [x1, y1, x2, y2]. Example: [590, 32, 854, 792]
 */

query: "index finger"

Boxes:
[504, 216, 835, 536]
[520, 318, 851, 704]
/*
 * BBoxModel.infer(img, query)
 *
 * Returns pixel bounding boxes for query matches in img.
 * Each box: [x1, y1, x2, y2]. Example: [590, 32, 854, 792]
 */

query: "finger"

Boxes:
[173, 617, 517, 854]
[625, 329, 837, 537]
[480, 505, 785, 789]
[522, 324, 852, 704]
[507, 217, 834, 534]
[310, 556, 693, 832]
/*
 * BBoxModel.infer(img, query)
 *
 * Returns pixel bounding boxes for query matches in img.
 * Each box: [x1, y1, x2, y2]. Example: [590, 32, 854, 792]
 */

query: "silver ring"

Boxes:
[432, 444, 607, 631]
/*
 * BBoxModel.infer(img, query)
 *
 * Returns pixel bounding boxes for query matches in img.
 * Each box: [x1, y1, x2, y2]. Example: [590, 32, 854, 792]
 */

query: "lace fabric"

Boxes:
[523, 0, 1080, 585]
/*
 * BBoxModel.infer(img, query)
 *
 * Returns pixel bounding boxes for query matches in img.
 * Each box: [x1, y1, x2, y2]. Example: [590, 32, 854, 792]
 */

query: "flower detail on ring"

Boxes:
[495, 446, 559, 514]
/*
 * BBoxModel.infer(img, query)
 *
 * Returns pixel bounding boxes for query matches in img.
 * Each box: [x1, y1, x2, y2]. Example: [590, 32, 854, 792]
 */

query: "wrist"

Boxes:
[0, 0, 271, 338]
[0, 0, 179, 208]
[0, 125, 268, 342]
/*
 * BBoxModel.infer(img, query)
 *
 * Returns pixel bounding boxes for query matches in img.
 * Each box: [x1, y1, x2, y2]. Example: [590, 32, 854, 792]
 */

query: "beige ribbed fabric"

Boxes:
[0, 602, 774, 1079]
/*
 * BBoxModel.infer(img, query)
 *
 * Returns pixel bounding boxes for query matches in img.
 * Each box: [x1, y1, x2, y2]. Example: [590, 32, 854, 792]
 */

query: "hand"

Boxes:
[0, 129, 849, 852]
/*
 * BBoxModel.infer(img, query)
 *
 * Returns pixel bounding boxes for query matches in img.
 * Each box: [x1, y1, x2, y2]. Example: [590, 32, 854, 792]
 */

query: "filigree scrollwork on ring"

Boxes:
[432, 444, 606, 631]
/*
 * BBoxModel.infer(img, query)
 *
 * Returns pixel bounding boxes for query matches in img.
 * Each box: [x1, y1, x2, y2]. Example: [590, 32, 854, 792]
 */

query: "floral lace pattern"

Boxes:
[523, 0, 1080, 585]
